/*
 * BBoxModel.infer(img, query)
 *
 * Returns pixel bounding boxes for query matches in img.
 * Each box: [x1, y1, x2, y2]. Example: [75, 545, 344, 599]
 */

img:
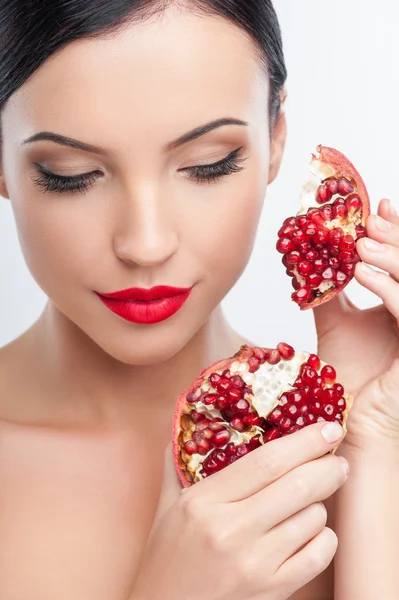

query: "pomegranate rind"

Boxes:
[172, 345, 352, 487]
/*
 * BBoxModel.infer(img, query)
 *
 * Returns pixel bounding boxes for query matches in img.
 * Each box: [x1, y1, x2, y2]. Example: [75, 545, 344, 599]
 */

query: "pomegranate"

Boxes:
[276, 145, 371, 309]
[173, 343, 352, 487]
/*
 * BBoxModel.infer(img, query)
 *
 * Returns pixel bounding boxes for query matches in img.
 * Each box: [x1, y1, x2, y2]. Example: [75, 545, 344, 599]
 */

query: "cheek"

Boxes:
[10, 191, 108, 296]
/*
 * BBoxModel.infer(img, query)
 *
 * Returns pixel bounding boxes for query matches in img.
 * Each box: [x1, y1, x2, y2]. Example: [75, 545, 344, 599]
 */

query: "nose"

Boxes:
[113, 182, 179, 268]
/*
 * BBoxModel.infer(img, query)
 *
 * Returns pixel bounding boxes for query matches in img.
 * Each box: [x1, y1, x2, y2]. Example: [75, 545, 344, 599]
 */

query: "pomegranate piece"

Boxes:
[173, 344, 352, 487]
[276, 146, 371, 309]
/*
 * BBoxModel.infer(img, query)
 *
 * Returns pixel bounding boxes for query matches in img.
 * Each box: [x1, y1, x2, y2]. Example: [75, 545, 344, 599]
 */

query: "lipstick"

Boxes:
[95, 285, 192, 324]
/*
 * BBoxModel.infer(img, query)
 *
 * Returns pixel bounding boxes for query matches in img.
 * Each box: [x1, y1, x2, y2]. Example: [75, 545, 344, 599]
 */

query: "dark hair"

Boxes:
[0, 0, 287, 123]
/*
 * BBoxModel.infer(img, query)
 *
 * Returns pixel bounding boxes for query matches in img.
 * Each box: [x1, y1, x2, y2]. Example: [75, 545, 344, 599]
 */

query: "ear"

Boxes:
[0, 151, 10, 199]
[268, 88, 287, 185]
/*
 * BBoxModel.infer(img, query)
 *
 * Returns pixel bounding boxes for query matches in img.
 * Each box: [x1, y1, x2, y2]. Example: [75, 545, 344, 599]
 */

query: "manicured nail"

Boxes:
[339, 457, 350, 477]
[375, 215, 391, 233]
[364, 238, 384, 253]
[321, 422, 344, 443]
[357, 262, 377, 278]
[387, 200, 398, 219]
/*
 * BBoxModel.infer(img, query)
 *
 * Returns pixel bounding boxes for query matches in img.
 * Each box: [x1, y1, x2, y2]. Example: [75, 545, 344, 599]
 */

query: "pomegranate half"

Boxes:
[277, 145, 371, 309]
[173, 343, 352, 487]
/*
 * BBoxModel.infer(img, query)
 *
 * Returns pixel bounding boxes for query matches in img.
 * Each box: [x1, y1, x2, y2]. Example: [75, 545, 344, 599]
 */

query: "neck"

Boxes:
[28, 302, 247, 425]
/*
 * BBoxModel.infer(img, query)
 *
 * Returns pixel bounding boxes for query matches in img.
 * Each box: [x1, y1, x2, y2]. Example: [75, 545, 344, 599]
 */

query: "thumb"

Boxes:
[154, 442, 183, 521]
[312, 291, 358, 338]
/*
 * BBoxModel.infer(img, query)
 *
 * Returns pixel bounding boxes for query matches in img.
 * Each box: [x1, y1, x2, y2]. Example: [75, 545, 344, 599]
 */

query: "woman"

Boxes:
[0, 1, 397, 599]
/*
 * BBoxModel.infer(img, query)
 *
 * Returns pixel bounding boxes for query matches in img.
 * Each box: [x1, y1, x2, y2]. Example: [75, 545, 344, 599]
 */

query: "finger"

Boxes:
[264, 502, 328, 567]
[357, 237, 399, 282]
[154, 443, 183, 521]
[312, 292, 358, 340]
[364, 213, 399, 248]
[275, 527, 338, 597]
[377, 198, 399, 226]
[355, 262, 399, 319]
[199, 422, 345, 502]
[243, 454, 348, 531]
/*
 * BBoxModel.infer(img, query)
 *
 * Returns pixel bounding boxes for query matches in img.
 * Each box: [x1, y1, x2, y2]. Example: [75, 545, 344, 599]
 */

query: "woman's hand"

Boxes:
[313, 198, 399, 447]
[130, 423, 348, 600]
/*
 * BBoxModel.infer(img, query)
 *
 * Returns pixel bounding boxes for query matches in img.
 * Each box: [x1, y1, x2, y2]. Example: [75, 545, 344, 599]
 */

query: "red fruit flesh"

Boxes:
[276, 146, 371, 309]
[173, 344, 352, 487]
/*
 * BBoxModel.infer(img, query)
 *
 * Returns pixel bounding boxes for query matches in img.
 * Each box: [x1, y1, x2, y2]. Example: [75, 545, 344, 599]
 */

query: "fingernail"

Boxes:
[357, 262, 377, 278]
[375, 215, 391, 233]
[387, 200, 398, 219]
[364, 238, 384, 252]
[321, 422, 344, 443]
[339, 457, 350, 477]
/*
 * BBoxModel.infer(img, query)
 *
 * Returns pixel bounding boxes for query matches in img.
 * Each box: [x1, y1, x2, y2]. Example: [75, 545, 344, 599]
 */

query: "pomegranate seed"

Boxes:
[197, 439, 210, 455]
[329, 228, 344, 246]
[346, 194, 362, 213]
[329, 257, 340, 269]
[190, 411, 206, 423]
[230, 417, 246, 432]
[280, 417, 292, 431]
[285, 404, 299, 418]
[277, 342, 295, 360]
[215, 395, 229, 410]
[328, 179, 339, 195]
[341, 263, 355, 276]
[320, 205, 333, 221]
[298, 260, 314, 276]
[305, 413, 317, 425]
[214, 450, 228, 467]
[228, 388, 242, 402]
[305, 224, 317, 237]
[244, 414, 263, 427]
[340, 235, 355, 252]
[230, 399, 250, 414]
[253, 347, 267, 361]
[301, 366, 319, 387]
[338, 177, 354, 196]
[321, 365, 337, 384]
[313, 227, 330, 244]
[298, 242, 312, 253]
[209, 373, 222, 387]
[322, 404, 336, 419]
[316, 184, 332, 204]
[297, 215, 308, 228]
[292, 278, 303, 291]
[208, 419, 226, 432]
[294, 377, 303, 387]
[333, 383, 345, 397]
[184, 440, 198, 455]
[278, 224, 295, 238]
[267, 350, 281, 365]
[217, 378, 232, 393]
[339, 251, 356, 264]
[279, 394, 289, 408]
[337, 398, 346, 411]
[248, 435, 262, 450]
[322, 267, 335, 281]
[312, 387, 324, 402]
[305, 249, 319, 261]
[212, 430, 231, 447]
[308, 209, 325, 226]
[225, 443, 236, 457]
[322, 388, 336, 404]
[332, 203, 348, 219]
[314, 258, 329, 273]
[287, 391, 304, 406]
[202, 428, 214, 440]
[230, 375, 245, 389]
[196, 418, 211, 430]
[248, 357, 260, 373]
[300, 386, 311, 401]
[268, 408, 283, 424]
[235, 444, 249, 458]
[286, 251, 301, 265]
[309, 401, 322, 415]
[292, 287, 312, 305]
[186, 388, 201, 403]
[263, 428, 280, 442]
[336, 271, 348, 286]
[307, 354, 321, 371]
[355, 225, 367, 239]
[283, 217, 297, 227]
[222, 370, 232, 379]
[296, 416, 306, 427]
[307, 273, 323, 288]
[203, 393, 218, 405]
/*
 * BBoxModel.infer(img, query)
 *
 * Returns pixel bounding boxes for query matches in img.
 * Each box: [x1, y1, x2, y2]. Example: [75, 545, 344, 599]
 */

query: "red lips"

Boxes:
[96, 286, 192, 324]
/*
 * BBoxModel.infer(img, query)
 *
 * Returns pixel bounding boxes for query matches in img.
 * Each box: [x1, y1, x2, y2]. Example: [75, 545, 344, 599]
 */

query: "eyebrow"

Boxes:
[22, 118, 248, 155]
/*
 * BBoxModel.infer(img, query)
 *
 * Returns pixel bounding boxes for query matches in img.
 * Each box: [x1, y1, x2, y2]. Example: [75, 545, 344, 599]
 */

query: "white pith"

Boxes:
[184, 352, 312, 482]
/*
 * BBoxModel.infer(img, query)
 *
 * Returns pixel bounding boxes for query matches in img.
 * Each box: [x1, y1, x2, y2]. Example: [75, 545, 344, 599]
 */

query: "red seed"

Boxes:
[209, 373, 222, 387]
[316, 184, 332, 204]
[332, 203, 348, 219]
[328, 179, 339, 195]
[212, 430, 231, 447]
[186, 388, 201, 403]
[341, 262, 356, 276]
[277, 342, 295, 360]
[329, 228, 344, 246]
[203, 393, 218, 405]
[215, 395, 229, 411]
[298, 261, 314, 276]
[314, 258, 329, 273]
[339, 251, 357, 264]
[329, 257, 340, 269]
[322, 267, 335, 281]
[333, 383, 345, 397]
[228, 388, 242, 402]
[230, 375, 245, 389]
[217, 378, 232, 393]
[338, 177, 355, 196]
[346, 194, 362, 213]
[248, 357, 260, 373]
[280, 417, 293, 431]
[321, 365, 337, 384]
[263, 428, 280, 442]
[297, 215, 309, 228]
[230, 417, 246, 432]
[308, 209, 325, 226]
[355, 226, 367, 239]
[286, 251, 301, 265]
[307, 354, 321, 371]
[184, 440, 198, 455]
[253, 347, 267, 361]
[292, 287, 312, 305]
[340, 235, 355, 252]
[307, 273, 323, 289]
[313, 227, 330, 244]
[278, 223, 295, 238]
[197, 439, 210, 455]
[291, 229, 309, 244]
[301, 366, 319, 387]
[268, 408, 283, 424]
[320, 205, 333, 221]
[305, 249, 319, 261]
[230, 399, 250, 415]
[244, 414, 263, 427]
[267, 350, 282, 365]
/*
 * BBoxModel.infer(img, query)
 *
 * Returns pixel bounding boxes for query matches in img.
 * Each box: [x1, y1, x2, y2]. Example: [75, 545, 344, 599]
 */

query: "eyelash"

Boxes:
[31, 147, 247, 195]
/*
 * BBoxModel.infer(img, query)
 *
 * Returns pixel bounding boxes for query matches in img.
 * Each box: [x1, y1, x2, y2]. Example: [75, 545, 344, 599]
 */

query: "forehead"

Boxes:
[3, 6, 269, 147]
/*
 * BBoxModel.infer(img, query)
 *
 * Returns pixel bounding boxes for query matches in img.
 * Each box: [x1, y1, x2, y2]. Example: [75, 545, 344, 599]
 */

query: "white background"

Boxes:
[1, 0, 398, 351]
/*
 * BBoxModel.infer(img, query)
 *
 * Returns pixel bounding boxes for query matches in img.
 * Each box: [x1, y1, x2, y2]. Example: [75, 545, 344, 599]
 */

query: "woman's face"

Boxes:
[0, 6, 285, 365]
